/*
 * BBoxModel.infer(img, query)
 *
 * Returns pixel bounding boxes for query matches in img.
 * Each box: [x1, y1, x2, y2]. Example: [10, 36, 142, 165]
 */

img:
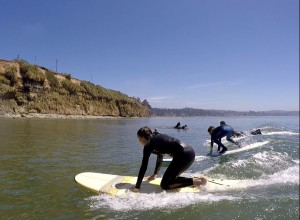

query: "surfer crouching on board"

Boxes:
[130, 126, 207, 192]
[208, 124, 240, 154]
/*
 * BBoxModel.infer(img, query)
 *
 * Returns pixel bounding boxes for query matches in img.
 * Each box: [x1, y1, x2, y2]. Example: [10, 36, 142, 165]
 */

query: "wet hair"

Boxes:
[208, 126, 215, 133]
[137, 126, 153, 140]
[220, 121, 226, 125]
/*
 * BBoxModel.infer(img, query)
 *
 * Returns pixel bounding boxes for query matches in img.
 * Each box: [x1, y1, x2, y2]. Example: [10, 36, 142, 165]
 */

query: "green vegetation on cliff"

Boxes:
[0, 59, 150, 117]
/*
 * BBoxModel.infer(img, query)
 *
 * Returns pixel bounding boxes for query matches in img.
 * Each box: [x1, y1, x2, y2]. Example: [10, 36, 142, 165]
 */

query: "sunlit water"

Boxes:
[0, 116, 299, 220]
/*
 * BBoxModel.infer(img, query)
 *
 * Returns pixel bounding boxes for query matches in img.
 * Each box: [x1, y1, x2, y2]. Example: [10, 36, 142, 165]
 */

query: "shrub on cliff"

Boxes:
[0, 75, 10, 85]
[20, 62, 45, 84]
[81, 81, 112, 100]
[45, 70, 59, 87]
[4, 67, 18, 86]
[61, 79, 85, 95]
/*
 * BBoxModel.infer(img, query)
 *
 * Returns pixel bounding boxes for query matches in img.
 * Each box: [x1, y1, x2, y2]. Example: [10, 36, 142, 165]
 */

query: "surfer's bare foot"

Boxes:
[193, 177, 207, 186]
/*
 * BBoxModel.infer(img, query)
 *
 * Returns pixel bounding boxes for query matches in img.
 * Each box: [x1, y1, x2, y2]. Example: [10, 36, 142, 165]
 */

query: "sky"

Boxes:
[0, 0, 299, 111]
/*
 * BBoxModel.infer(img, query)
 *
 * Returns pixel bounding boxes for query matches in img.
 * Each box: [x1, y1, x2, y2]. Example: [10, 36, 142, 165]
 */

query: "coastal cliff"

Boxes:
[0, 59, 150, 118]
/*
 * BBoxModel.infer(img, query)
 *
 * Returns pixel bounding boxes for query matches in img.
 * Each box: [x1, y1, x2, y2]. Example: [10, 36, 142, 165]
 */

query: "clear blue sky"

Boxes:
[1, 0, 299, 111]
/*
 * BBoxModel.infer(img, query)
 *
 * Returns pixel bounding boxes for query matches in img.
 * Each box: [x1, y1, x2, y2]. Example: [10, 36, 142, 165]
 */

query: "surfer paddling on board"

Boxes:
[174, 122, 188, 130]
[130, 126, 207, 192]
[232, 128, 262, 137]
[174, 122, 181, 128]
[208, 123, 240, 155]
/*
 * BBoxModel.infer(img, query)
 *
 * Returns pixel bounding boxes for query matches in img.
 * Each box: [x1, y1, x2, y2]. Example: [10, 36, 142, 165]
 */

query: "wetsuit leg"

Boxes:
[217, 139, 222, 151]
[213, 130, 227, 152]
[226, 132, 240, 146]
[224, 127, 239, 146]
[213, 138, 227, 152]
[226, 132, 235, 144]
[160, 146, 195, 190]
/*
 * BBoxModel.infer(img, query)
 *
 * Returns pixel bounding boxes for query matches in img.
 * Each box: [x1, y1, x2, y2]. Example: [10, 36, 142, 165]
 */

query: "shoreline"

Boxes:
[0, 113, 124, 119]
[0, 113, 297, 119]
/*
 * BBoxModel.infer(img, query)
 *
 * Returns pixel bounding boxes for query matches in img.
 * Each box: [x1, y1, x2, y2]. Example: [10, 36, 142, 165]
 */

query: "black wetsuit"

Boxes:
[211, 125, 236, 152]
[135, 134, 195, 190]
[250, 129, 262, 135]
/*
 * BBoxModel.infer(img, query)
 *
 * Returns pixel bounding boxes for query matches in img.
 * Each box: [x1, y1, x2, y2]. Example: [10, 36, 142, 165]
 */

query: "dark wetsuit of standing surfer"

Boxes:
[130, 126, 207, 192]
[208, 125, 240, 154]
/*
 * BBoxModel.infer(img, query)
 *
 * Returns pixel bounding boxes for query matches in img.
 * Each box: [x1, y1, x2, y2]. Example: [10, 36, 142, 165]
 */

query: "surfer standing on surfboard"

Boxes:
[130, 126, 207, 192]
[208, 123, 240, 154]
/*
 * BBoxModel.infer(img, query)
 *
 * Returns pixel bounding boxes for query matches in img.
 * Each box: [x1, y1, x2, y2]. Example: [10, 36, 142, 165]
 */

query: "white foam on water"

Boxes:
[198, 148, 299, 191]
[251, 150, 290, 165]
[223, 150, 297, 174]
[263, 131, 299, 136]
[227, 164, 299, 191]
[202, 165, 299, 195]
[195, 155, 208, 162]
[262, 164, 299, 184]
[88, 190, 239, 211]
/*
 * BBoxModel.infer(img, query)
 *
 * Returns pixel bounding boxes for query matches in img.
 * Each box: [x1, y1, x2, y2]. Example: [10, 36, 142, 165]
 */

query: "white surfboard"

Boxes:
[205, 135, 245, 145]
[163, 141, 270, 163]
[75, 172, 240, 196]
[209, 140, 270, 157]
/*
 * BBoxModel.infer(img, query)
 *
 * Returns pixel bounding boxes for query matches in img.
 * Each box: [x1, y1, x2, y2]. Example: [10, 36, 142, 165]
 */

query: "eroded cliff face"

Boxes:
[0, 59, 150, 117]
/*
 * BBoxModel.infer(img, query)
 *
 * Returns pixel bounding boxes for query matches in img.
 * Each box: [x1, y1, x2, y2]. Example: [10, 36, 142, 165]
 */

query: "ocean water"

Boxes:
[0, 116, 299, 220]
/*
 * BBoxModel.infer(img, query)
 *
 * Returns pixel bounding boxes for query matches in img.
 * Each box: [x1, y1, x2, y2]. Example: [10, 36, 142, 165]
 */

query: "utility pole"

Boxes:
[55, 59, 58, 72]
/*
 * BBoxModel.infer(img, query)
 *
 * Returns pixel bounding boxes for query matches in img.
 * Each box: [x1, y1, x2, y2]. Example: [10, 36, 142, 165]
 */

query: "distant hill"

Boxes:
[150, 107, 299, 117]
[0, 59, 150, 117]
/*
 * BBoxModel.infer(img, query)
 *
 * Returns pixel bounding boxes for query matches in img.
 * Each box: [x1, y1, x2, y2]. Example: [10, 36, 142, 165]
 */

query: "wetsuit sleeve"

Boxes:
[153, 154, 163, 175]
[210, 136, 213, 147]
[135, 148, 151, 189]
